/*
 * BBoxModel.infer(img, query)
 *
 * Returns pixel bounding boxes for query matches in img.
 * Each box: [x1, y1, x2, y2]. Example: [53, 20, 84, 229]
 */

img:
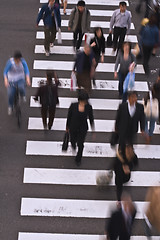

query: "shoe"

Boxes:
[48, 124, 52, 130]
[45, 51, 50, 57]
[22, 96, 26, 102]
[50, 43, 54, 47]
[8, 107, 12, 115]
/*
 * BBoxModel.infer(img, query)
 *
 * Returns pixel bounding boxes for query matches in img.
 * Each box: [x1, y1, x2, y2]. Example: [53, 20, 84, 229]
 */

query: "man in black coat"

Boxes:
[115, 91, 145, 155]
[105, 192, 137, 240]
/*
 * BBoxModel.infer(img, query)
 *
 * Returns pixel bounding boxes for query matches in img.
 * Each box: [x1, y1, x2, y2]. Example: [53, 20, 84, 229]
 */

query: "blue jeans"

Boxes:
[145, 117, 156, 136]
[8, 79, 25, 108]
[118, 71, 128, 96]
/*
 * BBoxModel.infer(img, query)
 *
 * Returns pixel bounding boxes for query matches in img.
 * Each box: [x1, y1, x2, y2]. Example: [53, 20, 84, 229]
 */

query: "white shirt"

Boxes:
[128, 101, 136, 117]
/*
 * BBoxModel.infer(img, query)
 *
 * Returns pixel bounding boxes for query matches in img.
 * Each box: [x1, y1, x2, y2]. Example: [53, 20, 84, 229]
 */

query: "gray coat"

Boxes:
[68, 7, 90, 33]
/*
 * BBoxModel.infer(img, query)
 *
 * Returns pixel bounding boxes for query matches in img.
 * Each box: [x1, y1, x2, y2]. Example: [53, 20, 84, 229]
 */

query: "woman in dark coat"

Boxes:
[66, 90, 95, 166]
[34, 70, 59, 130]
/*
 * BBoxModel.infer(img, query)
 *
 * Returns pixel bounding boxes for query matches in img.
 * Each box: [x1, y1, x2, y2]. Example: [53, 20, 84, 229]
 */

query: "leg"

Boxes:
[41, 107, 48, 128]
[44, 26, 50, 52]
[118, 28, 127, 50]
[118, 71, 126, 96]
[48, 107, 56, 130]
[76, 30, 84, 50]
[113, 27, 120, 51]
[17, 79, 26, 97]
[70, 131, 77, 150]
[145, 118, 149, 135]
[50, 23, 57, 44]
[76, 131, 87, 163]
[8, 85, 16, 108]
[73, 30, 78, 49]
[142, 45, 153, 75]
[148, 118, 156, 136]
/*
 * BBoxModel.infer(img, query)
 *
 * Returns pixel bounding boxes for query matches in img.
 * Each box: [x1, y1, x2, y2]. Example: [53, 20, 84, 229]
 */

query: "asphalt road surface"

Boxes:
[0, 0, 160, 240]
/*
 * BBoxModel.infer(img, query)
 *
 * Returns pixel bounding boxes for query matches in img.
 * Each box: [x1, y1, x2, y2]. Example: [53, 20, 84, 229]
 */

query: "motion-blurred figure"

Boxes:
[135, 0, 151, 18]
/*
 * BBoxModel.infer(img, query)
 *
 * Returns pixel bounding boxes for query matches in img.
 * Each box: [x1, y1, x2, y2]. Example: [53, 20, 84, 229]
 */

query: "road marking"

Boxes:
[36, 31, 138, 43]
[21, 198, 147, 218]
[18, 233, 160, 240]
[26, 141, 160, 159]
[39, 19, 135, 29]
[24, 168, 160, 186]
[33, 60, 145, 74]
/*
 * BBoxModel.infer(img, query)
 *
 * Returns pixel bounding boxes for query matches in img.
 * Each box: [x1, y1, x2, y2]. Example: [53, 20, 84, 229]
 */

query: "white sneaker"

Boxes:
[22, 96, 26, 102]
[8, 107, 12, 115]
[45, 51, 50, 56]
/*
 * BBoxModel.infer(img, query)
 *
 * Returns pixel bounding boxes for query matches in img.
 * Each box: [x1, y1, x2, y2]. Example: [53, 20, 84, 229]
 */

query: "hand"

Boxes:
[91, 42, 96, 47]
[122, 164, 130, 174]
[101, 55, 104, 63]
[26, 76, 31, 86]
[114, 72, 118, 79]
[4, 78, 9, 88]
[68, 27, 71, 31]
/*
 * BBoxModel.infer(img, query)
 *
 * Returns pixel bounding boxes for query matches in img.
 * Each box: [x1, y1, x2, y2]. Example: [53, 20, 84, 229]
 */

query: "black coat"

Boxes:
[90, 35, 105, 57]
[115, 102, 145, 140]
[106, 206, 136, 240]
[66, 102, 94, 132]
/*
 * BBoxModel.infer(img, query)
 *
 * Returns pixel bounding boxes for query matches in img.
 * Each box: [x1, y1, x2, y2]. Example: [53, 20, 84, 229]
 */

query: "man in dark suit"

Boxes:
[105, 192, 137, 240]
[115, 91, 145, 156]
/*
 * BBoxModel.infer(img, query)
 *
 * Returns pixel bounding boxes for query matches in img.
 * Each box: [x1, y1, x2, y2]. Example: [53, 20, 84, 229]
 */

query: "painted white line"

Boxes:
[39, 19, 135, 29]
[33, 60, 145, 74]
[24, 168, 160, 187]
[32, 77, 148, 91]
[36, 31, 138, 43]
[18, 233, 160, 240]
[21, 198, 147, 218]
[40, 0, 129, 6]
[30, 97, 143, 110]
[26, 141, 160, 159]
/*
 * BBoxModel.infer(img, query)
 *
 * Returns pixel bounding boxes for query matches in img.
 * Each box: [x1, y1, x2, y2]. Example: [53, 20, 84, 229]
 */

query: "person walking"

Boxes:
[105, 192, 137, 240]
[34, 70, 59, 130]
[68, 0, 90, 51]
[3, 51, 31, 115]
[73, 44, 96, 93]
[37, 0, 61, 56]
[66, 90, 95, 166]
[109, 1, 132, 52]
[140, 14, 159, 75]
[90, 27, 105, 86]
[114, 42, 136, 97]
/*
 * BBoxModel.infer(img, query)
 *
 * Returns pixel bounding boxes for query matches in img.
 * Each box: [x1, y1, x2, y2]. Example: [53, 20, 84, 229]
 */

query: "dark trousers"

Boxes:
[118, 71, 128, 96]
[115, 169, 131, 201]
[41, 106, 56, 128]
[73, 29, 84, 50]
[113, 27, 127, 50]
[44, 24, 57, 52]
[70, 130, 87, 162]
[142, 44, 153, 75]
[135, 0, 150, 17]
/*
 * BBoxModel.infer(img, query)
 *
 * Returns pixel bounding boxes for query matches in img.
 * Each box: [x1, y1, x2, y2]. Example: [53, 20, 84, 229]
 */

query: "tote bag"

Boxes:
[144, 91, 159, 119]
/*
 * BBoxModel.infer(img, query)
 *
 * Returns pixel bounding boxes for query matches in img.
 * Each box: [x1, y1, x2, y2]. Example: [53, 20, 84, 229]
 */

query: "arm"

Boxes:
[126, 11, 132, 35]
[21, 58, 31, 86]
[37, 5, 46, 25]
[3, 59, 12, 87]
[54, 6, 61, 28]
[86, 9, 91, 32]
[109, 11, 116, 33]
[115, 104, 122, 133]
[66, 103, 73, 131]
[114, 51, 121, 78]
[68, 8, 76, 29]
[101, 37, 105, 62]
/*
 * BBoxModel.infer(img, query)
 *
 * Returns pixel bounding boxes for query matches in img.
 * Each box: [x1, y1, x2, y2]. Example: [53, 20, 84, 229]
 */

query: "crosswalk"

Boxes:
[19, 0, 160, 239]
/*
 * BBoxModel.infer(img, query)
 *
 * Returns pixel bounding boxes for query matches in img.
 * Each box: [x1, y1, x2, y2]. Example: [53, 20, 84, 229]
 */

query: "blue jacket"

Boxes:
[37, 2, 61, 29]
[141, 24, 159, 47]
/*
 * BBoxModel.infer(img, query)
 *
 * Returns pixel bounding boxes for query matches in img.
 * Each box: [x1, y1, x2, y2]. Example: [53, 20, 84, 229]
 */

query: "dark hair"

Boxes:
[77, 0, 85, 7]
[128, 91, 138, 98]
[46, 70, 54, 84]
[119, 1, 127, 6]
[94, 27, 104, 37]
[121, 41, 132, 52]
[78, 90, 89, 102]
[149, 14, 158, 26]
[14, 51, 22, 59]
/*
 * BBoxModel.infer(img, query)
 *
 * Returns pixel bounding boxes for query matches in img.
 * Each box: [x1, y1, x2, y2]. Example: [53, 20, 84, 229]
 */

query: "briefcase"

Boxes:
[62, 132, 69, 151]
[106, 33, 113, 47]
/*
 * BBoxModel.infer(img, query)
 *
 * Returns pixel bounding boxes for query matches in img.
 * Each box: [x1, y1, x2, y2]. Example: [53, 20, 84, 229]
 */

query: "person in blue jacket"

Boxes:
[3, 51, 31, 115]
[37, 0, 61, 56]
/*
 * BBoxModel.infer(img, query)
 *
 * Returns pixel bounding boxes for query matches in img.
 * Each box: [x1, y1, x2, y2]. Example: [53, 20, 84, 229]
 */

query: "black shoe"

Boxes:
[48, 124, 52, 130]
[75, 156, 81, 166]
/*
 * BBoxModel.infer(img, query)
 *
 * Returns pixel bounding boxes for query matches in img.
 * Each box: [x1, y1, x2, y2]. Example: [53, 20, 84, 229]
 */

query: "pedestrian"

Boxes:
[90, 27, 105, 86]
[34, 70, 59, 130]
[61, 0, 67, 15]
[68, 0, 90, 51]
[66, 90, 95, 166]
[3, 51, 31, 115]
[153, 69, 160, 123]
[140, 14, 159, 75]
[114, 145, 138, 202]
[37, 0, 61, 56]
[73, 43, 96, 93]
[114, 42, 136, 97]
[105, 192, 137, 240]
[135, 0, 150, 18]
[115, 91, 146, 158]
[109, 1, 132, 52]
[144, 187, 160, 239]
[143, 89, 159, 143]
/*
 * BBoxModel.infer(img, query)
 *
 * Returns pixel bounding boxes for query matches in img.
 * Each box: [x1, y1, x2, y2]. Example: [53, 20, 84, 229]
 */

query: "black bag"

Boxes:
[62, 132, 69, 151]
[106, 33, 113, 47]
[110, 132, 119, 147]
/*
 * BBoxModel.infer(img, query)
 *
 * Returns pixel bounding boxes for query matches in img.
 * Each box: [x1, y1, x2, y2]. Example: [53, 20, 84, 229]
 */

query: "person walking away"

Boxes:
[140, 14, 159, 75]
[143, 89, 159, 143]
[115, 91, 145, 158]
[37, 0, 61, 56]
[73, 44, 96, 93]
[34, 70, 59, 130]
[114, 42, 135, 97]
[105, 192, 137, 240]
[68, 0, 90, 51]
[3, 51, 30, 115]
[90, 27, 105, 86]
[66, 90, 95, 166]
[109, 1, 131, 52]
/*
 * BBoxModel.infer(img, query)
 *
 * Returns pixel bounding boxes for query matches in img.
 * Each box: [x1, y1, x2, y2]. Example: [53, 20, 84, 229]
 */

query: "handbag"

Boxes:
[62, 132, 69, 151]
[110, 131, 119, 147]
[144, 91, 159, 119]
[70, 71, 77, 91]
[123, 72, 135, 93]
[106, 33, 112, 47]
[57, 28, 62, 44]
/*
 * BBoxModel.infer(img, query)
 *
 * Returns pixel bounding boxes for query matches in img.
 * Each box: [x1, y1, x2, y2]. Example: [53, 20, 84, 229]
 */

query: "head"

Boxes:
[119, 1, 127, 13]
[14, 51, 22, 64]
[128, 91, 138, 105]
[46, 70, 54, 84]
[77, 0, 85, 12]
[49, 0, 55, 7]
[149, 14, 158, 26]
[122, 41, 132, 53]
[78, 90, 89, 105]
[121, 192, 134, 215]
[94, 27, 103, 38]
[84, 43, 91, 55]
